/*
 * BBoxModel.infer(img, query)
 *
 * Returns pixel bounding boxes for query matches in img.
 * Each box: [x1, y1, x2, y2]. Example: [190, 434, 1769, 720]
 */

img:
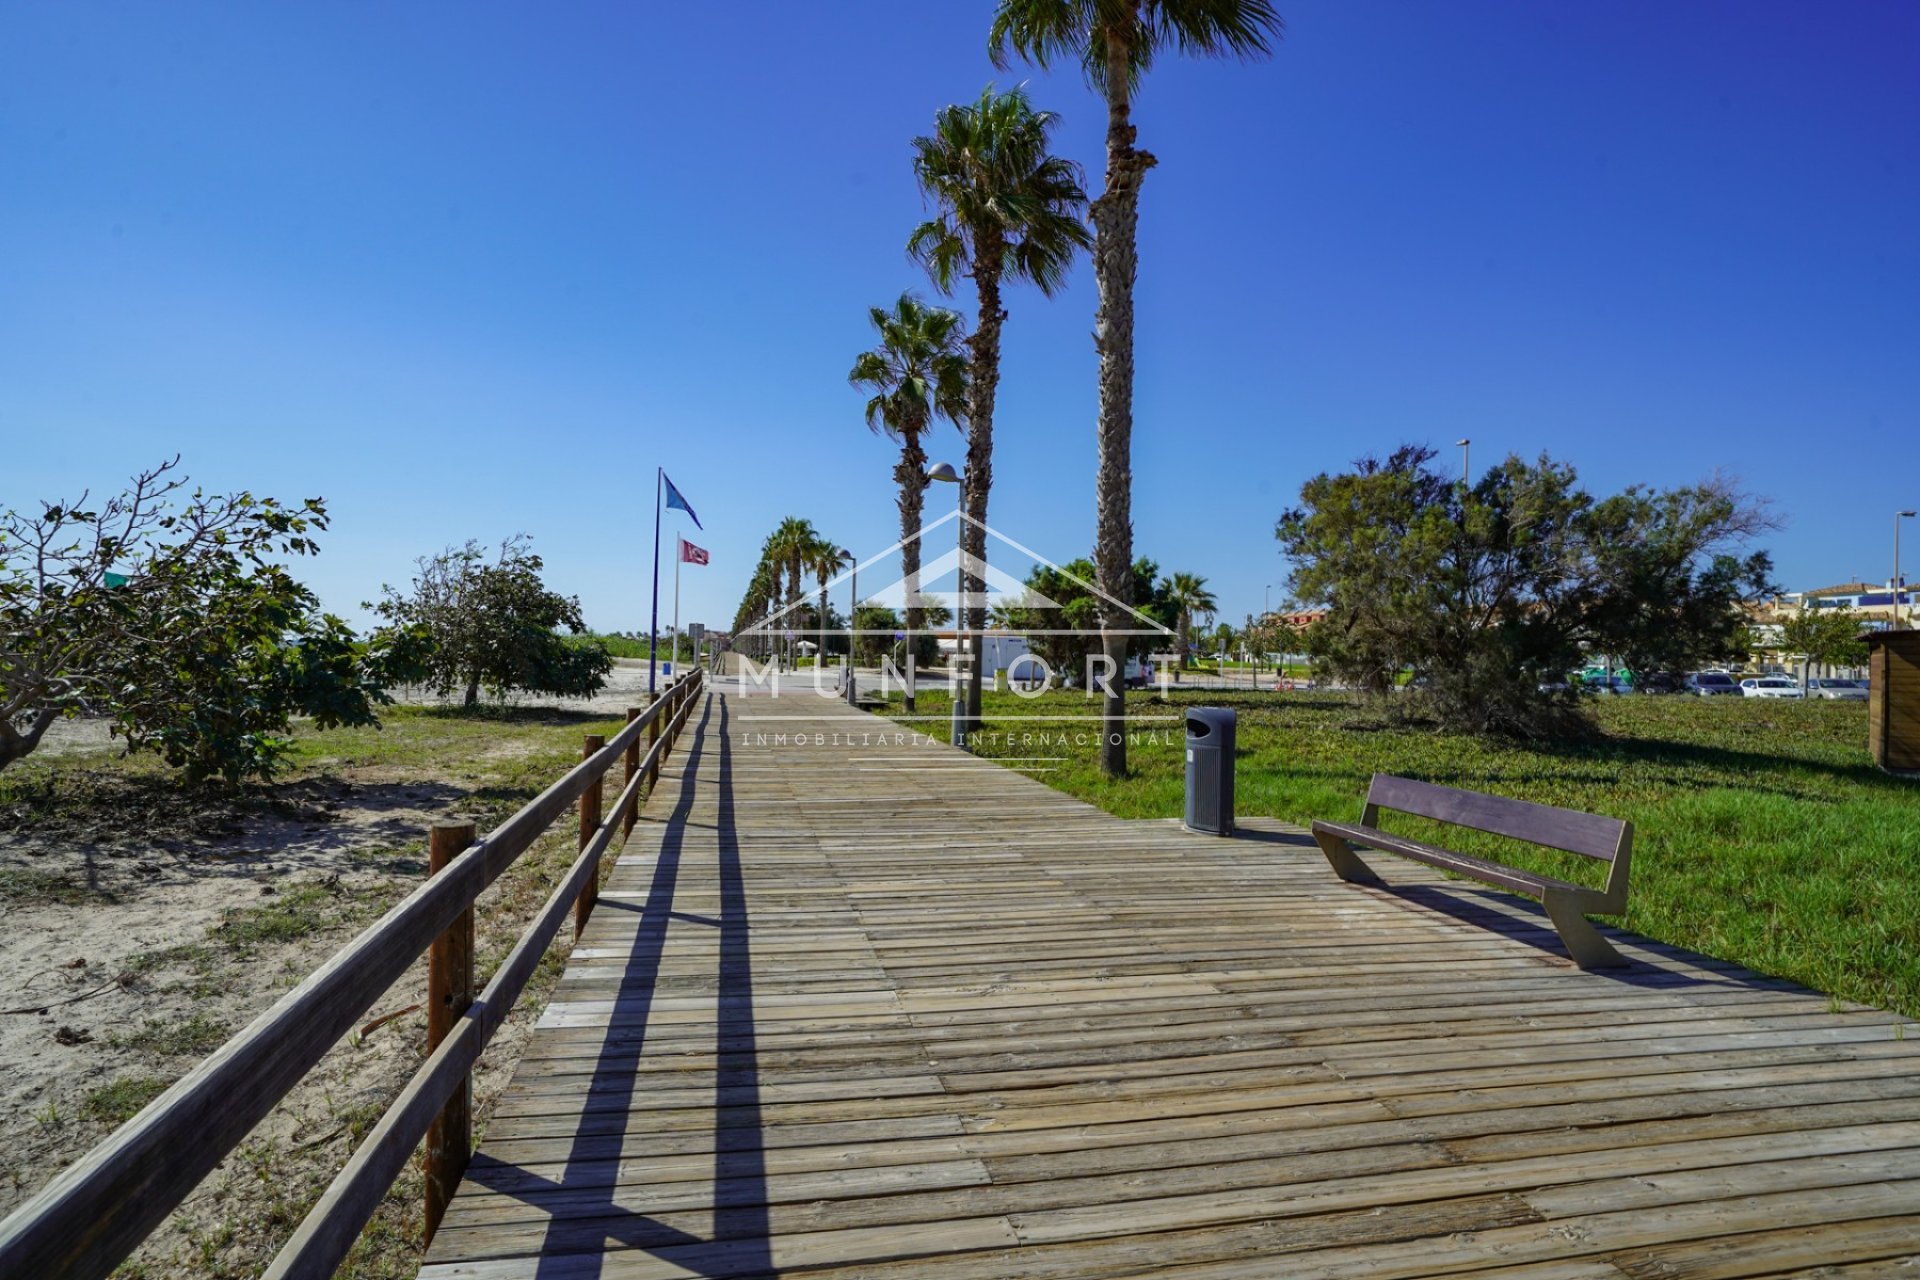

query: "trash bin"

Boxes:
[1184, 707, 1236, 835]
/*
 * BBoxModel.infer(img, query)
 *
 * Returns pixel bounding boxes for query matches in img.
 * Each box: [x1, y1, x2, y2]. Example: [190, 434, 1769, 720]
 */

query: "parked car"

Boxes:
[1808, 678, 1868, 701]
[1635, 673, 1683, 695]
[1584, 676, 1636, 696]
[1739, 677, 1804, 699]
[1685, 672, 1743, 696]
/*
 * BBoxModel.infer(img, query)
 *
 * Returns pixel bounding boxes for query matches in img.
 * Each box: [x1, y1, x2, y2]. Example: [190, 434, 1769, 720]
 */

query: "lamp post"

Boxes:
[927, 461, 967, 748]
[838, 547, 856, 700]
[1259, 587, 1274, 687]
[1457, 438, 1471, 484]
[1898, 511, 1917, 630]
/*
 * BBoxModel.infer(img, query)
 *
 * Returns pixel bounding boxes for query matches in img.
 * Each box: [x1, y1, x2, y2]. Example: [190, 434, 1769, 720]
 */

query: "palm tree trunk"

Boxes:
[896, 423, 930, 712]
[963, 241, 1006, 732]
[1092, 11, 1155, 778]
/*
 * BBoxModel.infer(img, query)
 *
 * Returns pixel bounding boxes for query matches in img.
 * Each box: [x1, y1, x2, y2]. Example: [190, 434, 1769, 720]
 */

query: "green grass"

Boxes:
[0, 866, 115, 905]
[110, 1014, 232, 1057]
[82, 1076, 170, 1126]
[887, 687, 1920, 1016]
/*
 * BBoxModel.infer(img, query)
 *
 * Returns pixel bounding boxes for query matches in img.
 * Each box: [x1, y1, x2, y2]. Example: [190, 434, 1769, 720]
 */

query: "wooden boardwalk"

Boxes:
[421, 685, 1920, 1278]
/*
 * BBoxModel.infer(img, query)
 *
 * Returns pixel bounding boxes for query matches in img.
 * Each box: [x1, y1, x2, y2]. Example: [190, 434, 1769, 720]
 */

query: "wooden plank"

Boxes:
[417, 686, 1920, 1279]
[1363, 772, 1627, 859]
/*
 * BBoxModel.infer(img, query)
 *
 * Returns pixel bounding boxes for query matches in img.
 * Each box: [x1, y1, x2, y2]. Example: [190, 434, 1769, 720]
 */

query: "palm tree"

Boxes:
[910, 85, 1091, 730]
[1165, 571, 1217, 671]
[811, 538, 849, 673]
[765, 517, 818, 667]
[849, 293, 969, 712]
[738, 559, 779, 660]
[990, 0, 1281, 775]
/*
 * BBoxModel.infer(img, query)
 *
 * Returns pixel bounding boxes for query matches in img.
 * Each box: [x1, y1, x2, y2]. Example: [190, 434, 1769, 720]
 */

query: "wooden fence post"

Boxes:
[646, 691, 662, 792]
[623, 708, 642, 835]
[575, 735, 604, 939]
[423, 820, 476, 1244]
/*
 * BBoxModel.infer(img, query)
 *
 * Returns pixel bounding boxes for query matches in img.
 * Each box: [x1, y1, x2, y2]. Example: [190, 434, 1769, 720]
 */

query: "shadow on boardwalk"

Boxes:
[466, 696, 773, 1278]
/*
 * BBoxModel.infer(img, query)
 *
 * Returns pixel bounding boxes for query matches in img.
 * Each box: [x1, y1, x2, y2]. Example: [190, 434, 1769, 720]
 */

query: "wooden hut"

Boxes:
[1865, 629, 1920, 775]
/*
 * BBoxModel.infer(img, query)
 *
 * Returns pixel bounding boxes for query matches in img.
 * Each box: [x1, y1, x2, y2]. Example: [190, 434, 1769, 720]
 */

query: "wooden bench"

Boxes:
[1312, 774, 1634, 969]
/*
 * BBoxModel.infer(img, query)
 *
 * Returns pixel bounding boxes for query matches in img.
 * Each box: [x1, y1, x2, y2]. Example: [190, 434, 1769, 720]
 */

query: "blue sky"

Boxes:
[4, 2, 1916, 636]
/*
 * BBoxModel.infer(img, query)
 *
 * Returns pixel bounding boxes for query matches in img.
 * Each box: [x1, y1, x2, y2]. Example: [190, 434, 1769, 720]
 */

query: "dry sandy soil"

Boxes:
[0, 660, 669, 1277]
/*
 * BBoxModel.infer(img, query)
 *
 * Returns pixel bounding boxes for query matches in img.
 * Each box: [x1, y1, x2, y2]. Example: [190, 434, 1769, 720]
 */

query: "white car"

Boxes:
[1808, 678, 1868, 701]
[1740, 677, 1804, 699]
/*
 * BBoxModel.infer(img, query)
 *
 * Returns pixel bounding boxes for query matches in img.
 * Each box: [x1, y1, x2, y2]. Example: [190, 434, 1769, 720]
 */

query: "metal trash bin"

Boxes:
[1184, 707, 1236, 835]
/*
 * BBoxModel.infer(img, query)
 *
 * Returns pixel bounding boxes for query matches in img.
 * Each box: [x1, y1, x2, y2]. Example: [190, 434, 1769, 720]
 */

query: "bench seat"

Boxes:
[1311, 774, 1633, 970]
[1310, 820, 1604, 905]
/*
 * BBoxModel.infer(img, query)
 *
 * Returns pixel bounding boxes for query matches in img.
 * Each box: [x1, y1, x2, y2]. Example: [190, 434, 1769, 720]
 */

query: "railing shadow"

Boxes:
[463, 692, 773, 1278]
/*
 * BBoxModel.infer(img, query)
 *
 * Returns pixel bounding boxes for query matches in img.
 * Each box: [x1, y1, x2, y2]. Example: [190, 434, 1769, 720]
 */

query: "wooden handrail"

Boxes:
[0, 670, 705, 1280]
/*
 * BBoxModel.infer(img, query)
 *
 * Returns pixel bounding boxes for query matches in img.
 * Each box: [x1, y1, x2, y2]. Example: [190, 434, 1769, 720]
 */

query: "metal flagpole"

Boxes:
[648, 467, 663, 694]
[673, 537, 682, 672]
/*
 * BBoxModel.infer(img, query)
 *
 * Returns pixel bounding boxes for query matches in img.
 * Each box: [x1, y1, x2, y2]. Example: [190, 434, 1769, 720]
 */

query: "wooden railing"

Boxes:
[0, 669, 706, 1280]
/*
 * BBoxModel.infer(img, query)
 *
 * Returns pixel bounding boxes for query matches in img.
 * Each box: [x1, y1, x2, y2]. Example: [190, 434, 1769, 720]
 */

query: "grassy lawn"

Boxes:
[886, 687, 1920, 1017]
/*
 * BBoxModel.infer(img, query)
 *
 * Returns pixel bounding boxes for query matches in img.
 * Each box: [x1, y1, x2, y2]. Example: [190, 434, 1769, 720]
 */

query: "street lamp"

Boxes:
[838, 547, 856, 700]
[1457, 438, 1471, 485]
[927, 461, 967, 748]
[1897, 511, 1917, 630]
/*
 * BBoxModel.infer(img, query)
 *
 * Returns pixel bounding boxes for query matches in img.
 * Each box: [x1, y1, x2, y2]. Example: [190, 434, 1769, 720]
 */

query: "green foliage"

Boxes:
[996, 554, 1175, 680]
[1276, 445, 1777, 736]
[1779, 605, 1870, 668]
[907, 84, 1091, 300]
[1, 457, 387, 783]
[369, 535, 612, 708]
[1164, 571, 1217, 666]
[989, 0, 1284, 92]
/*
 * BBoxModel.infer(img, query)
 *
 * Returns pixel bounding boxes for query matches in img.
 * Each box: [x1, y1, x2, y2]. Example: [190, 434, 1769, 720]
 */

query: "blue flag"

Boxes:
[663, 472, 703, 530]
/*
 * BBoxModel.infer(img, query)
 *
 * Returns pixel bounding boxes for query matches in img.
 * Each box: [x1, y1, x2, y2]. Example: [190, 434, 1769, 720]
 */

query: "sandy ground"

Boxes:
[0, 665, 665, 1275]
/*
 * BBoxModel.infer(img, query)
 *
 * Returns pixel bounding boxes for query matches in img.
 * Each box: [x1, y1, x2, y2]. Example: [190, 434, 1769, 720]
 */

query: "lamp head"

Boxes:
[1900, 510, 1917, 518]
[926, 461, 962, 484]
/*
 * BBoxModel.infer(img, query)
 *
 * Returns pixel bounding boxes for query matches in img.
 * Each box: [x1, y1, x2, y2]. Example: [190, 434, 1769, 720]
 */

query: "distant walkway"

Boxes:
[422, 687, 1920, 1277]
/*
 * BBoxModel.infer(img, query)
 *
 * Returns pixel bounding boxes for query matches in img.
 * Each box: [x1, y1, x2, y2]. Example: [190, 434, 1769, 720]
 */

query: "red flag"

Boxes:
[680, 539, 709, 566]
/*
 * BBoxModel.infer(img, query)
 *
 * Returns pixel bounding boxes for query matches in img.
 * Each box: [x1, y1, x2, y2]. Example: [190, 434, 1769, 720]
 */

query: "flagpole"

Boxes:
[673, 537, 682, 672]
[648, 467, 662, 695]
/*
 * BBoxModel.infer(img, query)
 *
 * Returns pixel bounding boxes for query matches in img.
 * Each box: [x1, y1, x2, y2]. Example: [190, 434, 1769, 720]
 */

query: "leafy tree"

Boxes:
[997, 555, 1173, 687]
[1578, 483, 1779, 682]
[848, 294, 969, 709]
[991, 0, 1282, 776]
[1780, 606, 1869, 673]
[1277, 446, 1776, 736]
[2, 458, 386, 782]
[911, 84, 1090, 729]
[371, 536, 612, 709]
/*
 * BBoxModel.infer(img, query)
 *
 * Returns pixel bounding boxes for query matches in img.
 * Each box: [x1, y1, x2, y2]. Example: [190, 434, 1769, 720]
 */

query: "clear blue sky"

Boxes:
[4, 2, 1916, 635]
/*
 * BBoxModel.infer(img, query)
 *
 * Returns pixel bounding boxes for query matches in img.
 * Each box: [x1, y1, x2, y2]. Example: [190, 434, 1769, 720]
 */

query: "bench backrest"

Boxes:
[1363, 774, 1629, 862]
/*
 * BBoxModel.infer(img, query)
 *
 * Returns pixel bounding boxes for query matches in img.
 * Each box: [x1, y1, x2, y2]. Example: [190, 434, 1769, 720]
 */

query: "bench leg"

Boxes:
[1542, 891, 1628, 970]
[1313, 831, 1385, 887]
